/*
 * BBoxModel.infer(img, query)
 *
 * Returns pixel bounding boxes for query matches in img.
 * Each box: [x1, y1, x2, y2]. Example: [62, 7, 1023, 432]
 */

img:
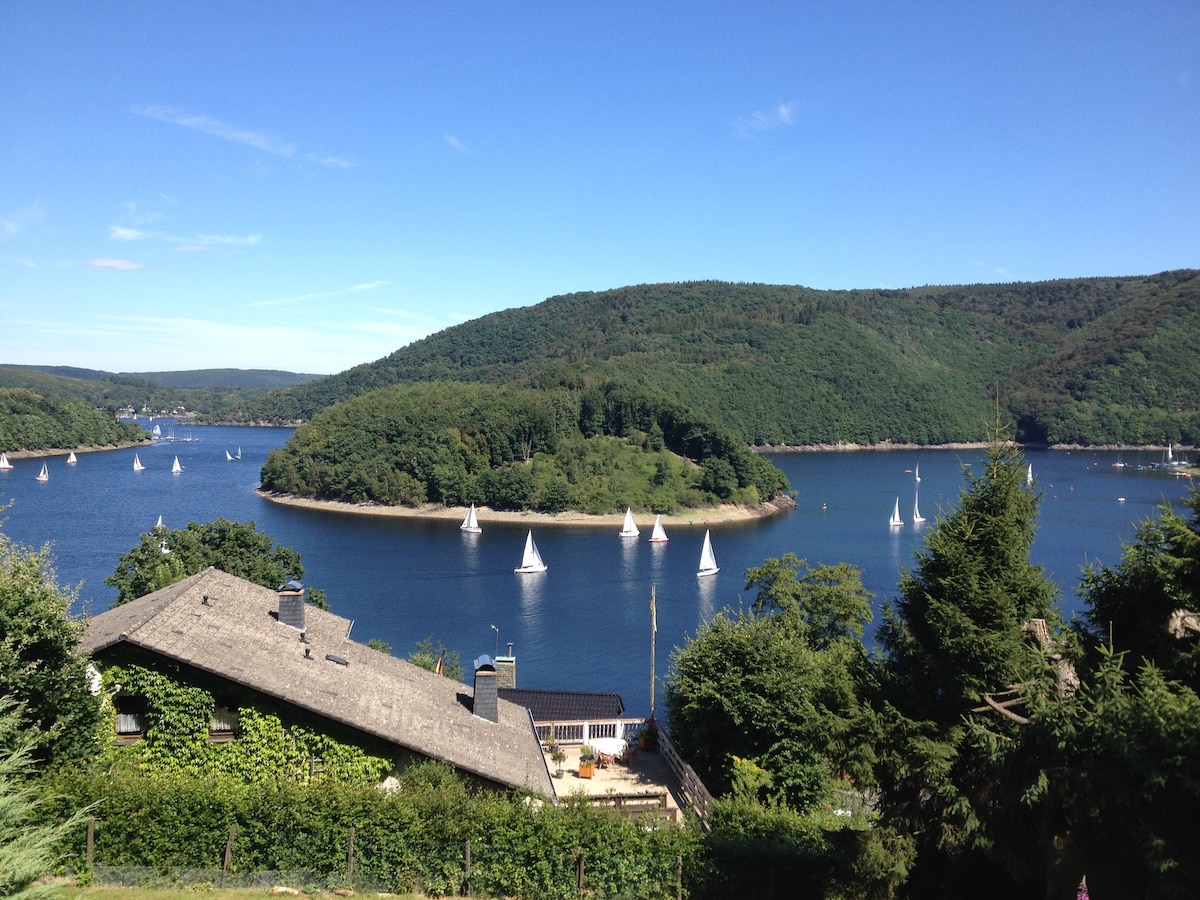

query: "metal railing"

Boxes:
[533, 717, 714, 827]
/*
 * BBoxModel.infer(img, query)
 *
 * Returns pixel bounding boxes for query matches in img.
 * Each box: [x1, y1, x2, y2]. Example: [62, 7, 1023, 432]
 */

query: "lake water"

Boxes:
[1, 425, 1193, 717]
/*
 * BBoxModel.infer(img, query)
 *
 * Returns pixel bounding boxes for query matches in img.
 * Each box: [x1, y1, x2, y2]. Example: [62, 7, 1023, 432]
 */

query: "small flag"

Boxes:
[435, 655, 444, 676]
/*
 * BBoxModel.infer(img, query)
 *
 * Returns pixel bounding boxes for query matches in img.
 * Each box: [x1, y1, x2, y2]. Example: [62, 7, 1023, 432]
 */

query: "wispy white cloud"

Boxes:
[736, 101, 796, 138]
[444, 133, 470, 154]
[1, 204, 45, 242]
[969, 260, 1013, 278]
[89, 258, 147, 270]
[132, 105, 356, 168]
[109, 223, 261, 250]
[252, 280, 391, 309]
[195, 233, 262, 248]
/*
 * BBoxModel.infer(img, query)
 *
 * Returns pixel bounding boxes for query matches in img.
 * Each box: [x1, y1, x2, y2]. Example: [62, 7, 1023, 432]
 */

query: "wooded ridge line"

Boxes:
[3, 270, 1198, 450]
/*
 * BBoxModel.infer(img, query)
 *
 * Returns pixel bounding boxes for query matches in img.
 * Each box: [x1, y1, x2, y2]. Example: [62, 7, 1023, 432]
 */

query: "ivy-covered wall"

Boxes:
[97, 660, 397, 786]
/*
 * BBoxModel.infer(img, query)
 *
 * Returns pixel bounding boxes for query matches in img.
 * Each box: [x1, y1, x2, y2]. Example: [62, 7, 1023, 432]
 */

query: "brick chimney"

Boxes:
[277, 580, 306, 632]
[472, 655, 498, 722]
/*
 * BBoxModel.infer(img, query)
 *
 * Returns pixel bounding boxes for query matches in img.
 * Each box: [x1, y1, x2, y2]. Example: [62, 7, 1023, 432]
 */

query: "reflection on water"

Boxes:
[696, 573, 718, 624]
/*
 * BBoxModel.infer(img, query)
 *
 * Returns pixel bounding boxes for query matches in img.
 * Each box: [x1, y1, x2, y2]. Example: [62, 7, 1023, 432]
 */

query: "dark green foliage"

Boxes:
[227, 271, 1200, 446]
[0, 388, 145, 452]
[259, 380, 788, 513]
[36, 764, 700, 899]
[105, 518, 329, 609]
[1079, 487, 1200, 691]
[874, 439, 1068, 895]
[0, 535, 100, 767]
[880, 441, 1061, 723]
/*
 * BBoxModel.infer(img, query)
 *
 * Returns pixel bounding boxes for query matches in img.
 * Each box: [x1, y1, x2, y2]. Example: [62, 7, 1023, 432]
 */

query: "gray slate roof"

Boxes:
[81, 568, 554, 797]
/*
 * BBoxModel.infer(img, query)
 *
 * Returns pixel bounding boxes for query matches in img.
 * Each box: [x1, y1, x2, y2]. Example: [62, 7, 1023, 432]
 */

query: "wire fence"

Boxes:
[79, 820, 688, 900]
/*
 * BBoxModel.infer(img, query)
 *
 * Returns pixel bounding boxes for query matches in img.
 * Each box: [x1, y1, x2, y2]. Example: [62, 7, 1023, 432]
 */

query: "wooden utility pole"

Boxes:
[650, 584, 657, 720]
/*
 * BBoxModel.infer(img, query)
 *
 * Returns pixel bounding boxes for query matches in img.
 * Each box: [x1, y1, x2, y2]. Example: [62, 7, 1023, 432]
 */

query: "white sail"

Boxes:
[36, 463, 49, 482]
[915, 463, 921, 483]
[889, 497, 903, 527]
[133, 453, 146, 471]
[619, 507, 640, 537]
[0, 452, 12, 469]
[697, 530, 719, 577]
[152, 424, 162, 438]
[155, 515, 164, 530]
[460, 503, 482, 533]
[67, 451, 78, 464]
[515, 530, 547, 573]
[226, 450, 234, 461]
[236, 447, 242, 459]
[649, 514, 669, 543]
[1027, 463, 1033, 484]
[171, 455, 183, 474]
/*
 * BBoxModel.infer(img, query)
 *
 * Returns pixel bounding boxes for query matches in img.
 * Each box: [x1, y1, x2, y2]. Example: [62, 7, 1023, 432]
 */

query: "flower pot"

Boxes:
[578, 760, 595, 778]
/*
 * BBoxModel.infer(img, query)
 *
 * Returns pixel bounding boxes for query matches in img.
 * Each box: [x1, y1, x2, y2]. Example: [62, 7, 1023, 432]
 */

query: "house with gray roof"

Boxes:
[80, 567, 555, 798]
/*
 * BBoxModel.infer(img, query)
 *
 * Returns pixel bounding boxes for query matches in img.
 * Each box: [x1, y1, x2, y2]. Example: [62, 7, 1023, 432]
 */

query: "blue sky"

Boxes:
[2, 3, 1197, 375]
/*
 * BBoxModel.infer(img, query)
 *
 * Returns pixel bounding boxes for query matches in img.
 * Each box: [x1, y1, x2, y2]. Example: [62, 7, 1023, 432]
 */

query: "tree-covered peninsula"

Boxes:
[259, 381, 789, 514]
[0, 388, 146, 454]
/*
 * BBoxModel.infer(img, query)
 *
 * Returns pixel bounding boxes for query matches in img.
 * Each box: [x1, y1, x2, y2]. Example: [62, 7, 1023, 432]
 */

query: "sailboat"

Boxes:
[226, 450, 235, 461]
[697, 530, 719, 577]
[235, 447, 242, 460]
[0, 452, 12, 470]
[36, 463, 49, 482]
[171, 455, 183, 474]
[913, 467, 926, 524]
[1027, 463, 1033, 484]
[460, 504, 482, 533]
[67, 451, 78, 464]
[514, 531, 547, 573]
[133, 453, 146, 471]
[152, 424, 162, 439]
[619, 508, 640, 538]
[155, 515, 164, 530]
[889, 497, 903, 528]
[648, 514, 669, 543]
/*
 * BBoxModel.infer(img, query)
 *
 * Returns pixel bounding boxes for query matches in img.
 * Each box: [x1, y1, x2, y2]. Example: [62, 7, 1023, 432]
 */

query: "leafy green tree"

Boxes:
[106, 517, 329, 609]
[0, 699, 92, 900]
[1079, 487, 1200, 691]
[0, 532, 100, 767]
[666, 557, 877, 810]
[407, 636, 463, 681]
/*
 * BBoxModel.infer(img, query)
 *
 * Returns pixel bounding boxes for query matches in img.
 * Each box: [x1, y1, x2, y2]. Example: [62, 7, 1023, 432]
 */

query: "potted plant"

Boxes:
[637, 724, 656, 751]
[550, 746, 567, 777]
[578, 745, 596, 778]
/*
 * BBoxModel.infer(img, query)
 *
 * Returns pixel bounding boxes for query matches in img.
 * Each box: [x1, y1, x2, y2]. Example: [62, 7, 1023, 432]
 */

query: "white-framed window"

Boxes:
[114, 695, 147, 741]
[209, 706, 239, 741]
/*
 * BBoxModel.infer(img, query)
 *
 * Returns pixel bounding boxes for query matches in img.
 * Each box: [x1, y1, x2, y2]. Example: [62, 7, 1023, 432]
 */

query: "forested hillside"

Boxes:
[227, 270, 1200, 446]
[0, 389, 147, 452]
[0, 365, 316, 421]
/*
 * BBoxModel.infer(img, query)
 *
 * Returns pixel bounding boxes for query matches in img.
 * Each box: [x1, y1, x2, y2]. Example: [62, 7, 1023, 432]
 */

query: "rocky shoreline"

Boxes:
[256, 489, 798, 528]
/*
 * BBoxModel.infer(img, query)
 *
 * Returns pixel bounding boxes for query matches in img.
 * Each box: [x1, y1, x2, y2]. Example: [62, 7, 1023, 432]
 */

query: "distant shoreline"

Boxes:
[256, 489, 798, 528]
[0, 440, 150, 461]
